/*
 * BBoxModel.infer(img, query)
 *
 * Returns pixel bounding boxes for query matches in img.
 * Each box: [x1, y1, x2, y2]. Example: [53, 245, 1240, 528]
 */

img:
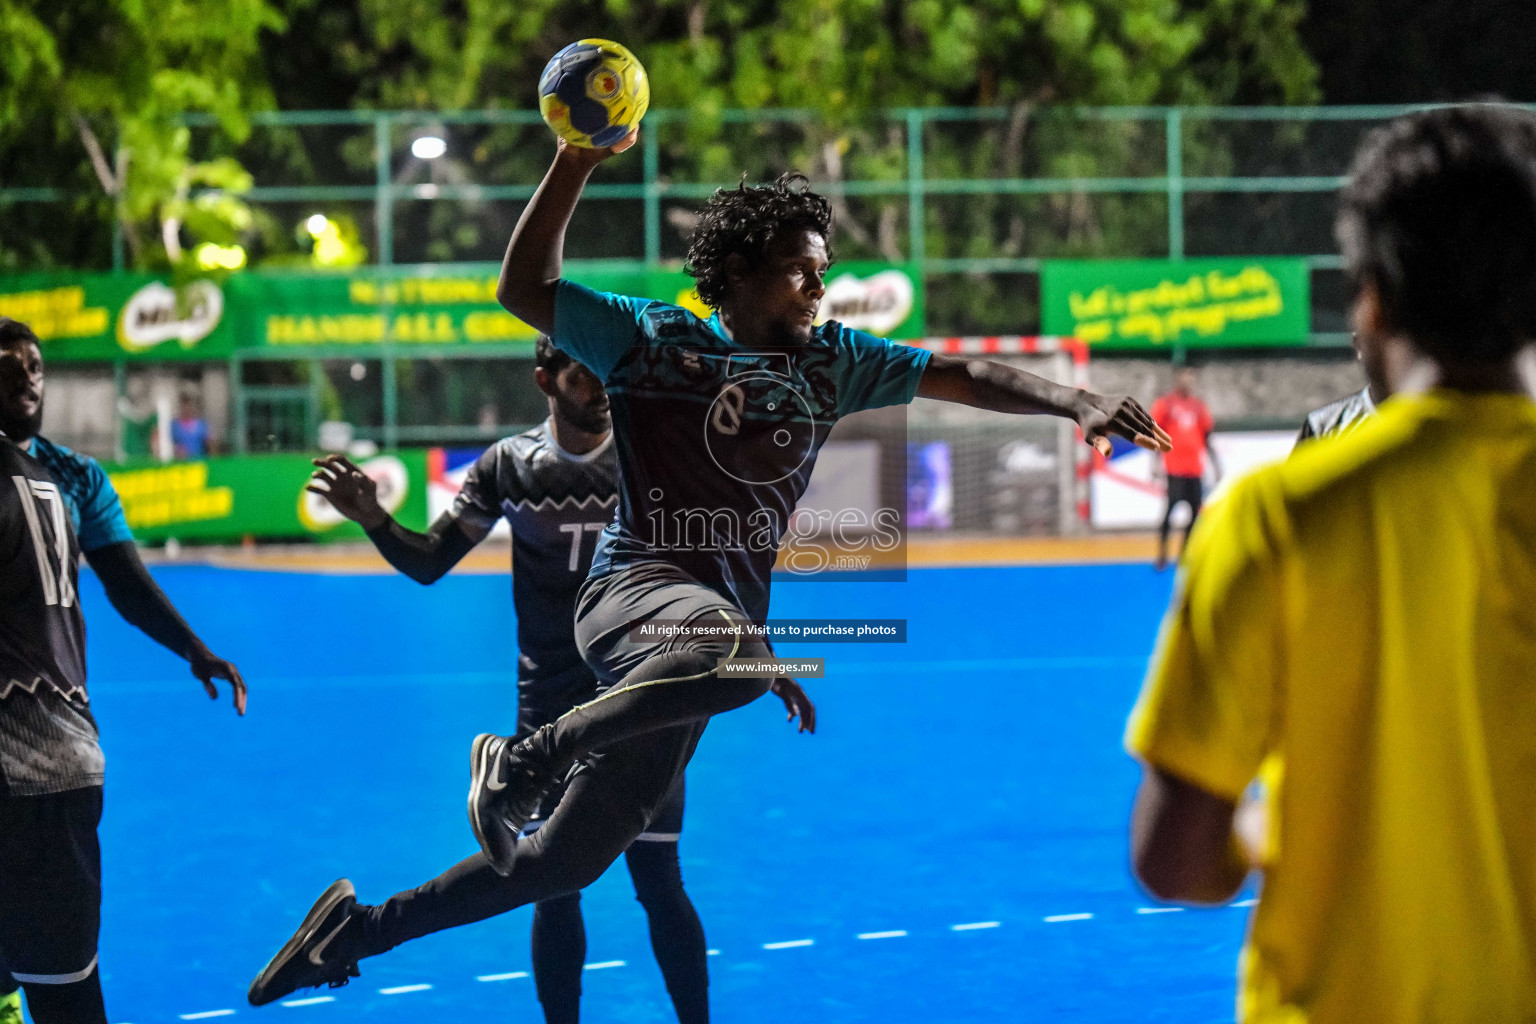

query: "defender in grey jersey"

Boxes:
[1295, 334, 1385, 448]
[263, 336, 794, 1023]
[1295, 387, 1378, 445]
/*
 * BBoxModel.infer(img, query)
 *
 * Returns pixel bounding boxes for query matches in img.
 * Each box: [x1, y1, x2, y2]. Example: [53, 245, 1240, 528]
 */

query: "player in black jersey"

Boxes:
[249, 131, 1166, 1006]
[254, 337, 770, 1023]
[0, 319, 246, 1024]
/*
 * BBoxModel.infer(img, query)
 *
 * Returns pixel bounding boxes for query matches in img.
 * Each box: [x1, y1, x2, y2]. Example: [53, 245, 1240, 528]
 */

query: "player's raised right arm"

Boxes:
[497, 132, 639, 335]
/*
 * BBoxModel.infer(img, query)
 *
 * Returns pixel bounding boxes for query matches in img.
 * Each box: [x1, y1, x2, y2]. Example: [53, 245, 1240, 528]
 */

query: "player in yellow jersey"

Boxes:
[1125, 104, 1536, 1024]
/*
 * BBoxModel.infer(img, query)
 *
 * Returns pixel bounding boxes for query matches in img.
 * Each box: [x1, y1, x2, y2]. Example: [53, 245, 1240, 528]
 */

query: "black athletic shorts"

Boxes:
[0, 786, 102, 985]
[518, 656, 687, 843]
[1165, 474, 1203, 510]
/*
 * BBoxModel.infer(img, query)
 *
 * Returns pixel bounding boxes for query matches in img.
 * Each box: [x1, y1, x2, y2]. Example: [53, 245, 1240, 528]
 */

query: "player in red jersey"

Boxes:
[1150, 367, 1220, 570]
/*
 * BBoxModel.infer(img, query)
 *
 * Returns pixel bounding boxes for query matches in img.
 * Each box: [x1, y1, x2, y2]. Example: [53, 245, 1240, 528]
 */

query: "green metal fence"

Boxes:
[3, 104, 1492, 271]
[2, 104, 1489, 455]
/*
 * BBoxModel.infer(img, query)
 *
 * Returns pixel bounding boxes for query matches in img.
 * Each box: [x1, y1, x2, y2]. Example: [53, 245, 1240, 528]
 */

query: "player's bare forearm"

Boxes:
[85, 540, 247, 712]
[917, 353, 1083, 417]
[917, 353, 1173, 454]
[497, 134, 635, 334]
[495, 151, 596, 333]
[87, 540, 204, 660]
[1130, 765, 1251, 904]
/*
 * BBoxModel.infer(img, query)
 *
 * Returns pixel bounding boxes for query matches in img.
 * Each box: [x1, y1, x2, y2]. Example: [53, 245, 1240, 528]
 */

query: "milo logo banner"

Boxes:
[0, 262, 926, 363]
[1041, 258, 1309, 348]
[0, 274, 232, 361]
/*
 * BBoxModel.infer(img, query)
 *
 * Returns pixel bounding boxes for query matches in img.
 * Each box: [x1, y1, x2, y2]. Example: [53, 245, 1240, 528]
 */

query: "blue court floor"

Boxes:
[78, 562, 1251, 1024]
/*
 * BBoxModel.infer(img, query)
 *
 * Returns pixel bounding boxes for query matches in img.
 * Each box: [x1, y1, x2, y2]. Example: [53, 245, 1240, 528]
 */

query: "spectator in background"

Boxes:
[171, 395, 209, 460]
[1150, 367, 1220, 570]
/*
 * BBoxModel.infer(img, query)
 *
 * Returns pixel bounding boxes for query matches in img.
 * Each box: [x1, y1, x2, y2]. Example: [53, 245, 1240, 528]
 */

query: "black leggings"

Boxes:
[1158, 474, 1204, 560]
[356, 566, 770, 1021]
[359, 721, 699, 951]
[530, 840, 708, 1024]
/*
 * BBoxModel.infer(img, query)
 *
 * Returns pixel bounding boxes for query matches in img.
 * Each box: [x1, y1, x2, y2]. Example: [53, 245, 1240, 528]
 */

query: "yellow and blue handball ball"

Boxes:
[538, 39, 650, 149]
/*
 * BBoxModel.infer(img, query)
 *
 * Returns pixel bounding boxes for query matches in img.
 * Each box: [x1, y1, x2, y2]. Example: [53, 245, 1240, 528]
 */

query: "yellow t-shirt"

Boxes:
[1127, 389, 1536, 1024]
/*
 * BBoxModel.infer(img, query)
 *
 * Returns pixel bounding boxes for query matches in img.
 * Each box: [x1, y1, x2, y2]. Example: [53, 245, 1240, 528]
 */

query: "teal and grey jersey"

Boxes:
[450, 420, 620, 679]
[0, 435, 100, 797]
[25, 436, 133, 553]
[552, 280, 930, 621]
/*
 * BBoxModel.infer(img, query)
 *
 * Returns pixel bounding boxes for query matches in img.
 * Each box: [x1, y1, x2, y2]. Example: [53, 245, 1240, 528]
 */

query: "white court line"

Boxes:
[281, 995, 336, 1006]
[951, 921, 1001, 931]
[857, 930, 908, 940]
[1136, 907, 1184, 915]
[180, 1013, 236, 1021]
[379, 984, 432, 995]
[584, 961, 626, 971]
[762, 939, 815, 950]
[1233, 898, 1258, 907]
[707, 949, 721, 956]
[1044, 913, 1093, 923]
[477, 972, 529, 982]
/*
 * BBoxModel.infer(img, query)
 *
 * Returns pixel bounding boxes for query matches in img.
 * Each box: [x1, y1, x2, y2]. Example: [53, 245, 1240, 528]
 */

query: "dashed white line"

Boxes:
[706, 949, 721, 956]
[178, 900, 1212, 1019]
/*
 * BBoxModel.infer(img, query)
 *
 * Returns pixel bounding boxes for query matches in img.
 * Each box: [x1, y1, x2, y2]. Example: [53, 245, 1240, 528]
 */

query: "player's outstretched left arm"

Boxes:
[917, 353, 1172, 456]
[85, 542, 248, 715]
[770, 677, 817, 734]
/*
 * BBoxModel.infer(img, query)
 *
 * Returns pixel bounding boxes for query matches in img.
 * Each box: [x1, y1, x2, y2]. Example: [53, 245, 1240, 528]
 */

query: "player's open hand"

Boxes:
[555, 128, 639, 168]
[190, 645, 247, 716]
[770, 676, 817, 734]
[308, 454, 389, 530]
[1074, 392, 1174, 457]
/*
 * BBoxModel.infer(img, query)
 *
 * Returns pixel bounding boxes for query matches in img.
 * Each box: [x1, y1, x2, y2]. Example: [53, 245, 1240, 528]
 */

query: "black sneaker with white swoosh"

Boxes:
[247, 878, 362, 1006]
[468, 731, 557, 876]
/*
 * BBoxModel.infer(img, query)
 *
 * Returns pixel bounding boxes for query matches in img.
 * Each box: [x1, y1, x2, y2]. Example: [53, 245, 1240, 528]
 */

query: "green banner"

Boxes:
[0, 273, 237, 362]
[1040, 258, 1310, 348]
[2, 261, 925, 363]
[103, 450, 429, 542]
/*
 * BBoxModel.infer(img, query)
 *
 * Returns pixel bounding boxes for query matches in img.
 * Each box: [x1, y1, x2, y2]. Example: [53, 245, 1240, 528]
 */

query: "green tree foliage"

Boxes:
[0, 0, 282, 270]
[266, 0, 1315, 112]
[3, 0, 1319, 287]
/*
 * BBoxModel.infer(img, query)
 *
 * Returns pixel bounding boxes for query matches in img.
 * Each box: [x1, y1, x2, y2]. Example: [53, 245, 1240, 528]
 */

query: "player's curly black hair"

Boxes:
[685, 173, 833, 308]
